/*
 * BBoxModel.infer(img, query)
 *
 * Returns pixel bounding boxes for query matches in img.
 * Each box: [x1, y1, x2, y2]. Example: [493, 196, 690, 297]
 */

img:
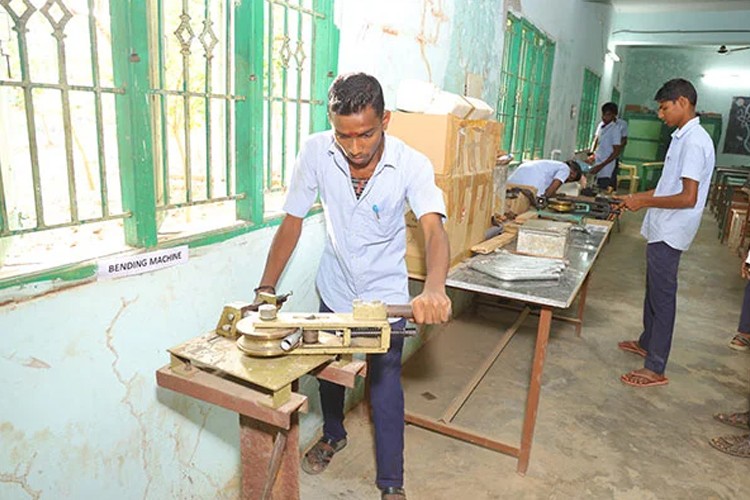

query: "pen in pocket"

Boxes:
[372, 204, 380, 221]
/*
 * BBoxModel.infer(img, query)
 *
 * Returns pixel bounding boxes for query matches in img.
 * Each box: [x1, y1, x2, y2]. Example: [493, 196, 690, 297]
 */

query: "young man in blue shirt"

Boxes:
[253, 73, 452, 499]
[617, 79, 715, 387]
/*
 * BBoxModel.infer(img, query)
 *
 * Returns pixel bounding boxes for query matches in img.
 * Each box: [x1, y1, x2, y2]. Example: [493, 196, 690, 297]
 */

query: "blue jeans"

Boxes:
[739, 281, 750, 334]
[639, 242, 682, 374]
[318, 301, 405, 490]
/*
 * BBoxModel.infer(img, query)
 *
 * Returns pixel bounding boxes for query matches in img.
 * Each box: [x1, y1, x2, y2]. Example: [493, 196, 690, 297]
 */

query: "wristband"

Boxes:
[253, 285, 276, 294]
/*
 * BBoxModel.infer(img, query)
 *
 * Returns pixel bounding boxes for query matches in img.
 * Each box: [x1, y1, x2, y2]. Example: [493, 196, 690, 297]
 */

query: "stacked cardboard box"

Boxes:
[387, 112, 504, 275]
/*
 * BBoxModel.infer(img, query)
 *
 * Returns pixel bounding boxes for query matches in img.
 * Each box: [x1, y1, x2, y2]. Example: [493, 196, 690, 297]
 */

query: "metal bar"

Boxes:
[3, 212, 131, 237]
[268, 0, 324, 19]
[87, 0, 110, 217]
[439, 307, 529, 424]
[49, 13, 79, 223]
[404, 411, 520, 457]
[9, 9, 44, 227]
[0, 155, 8, 235]
[156, 194, 244, 211]
[265, 3, 274, 191]
[0, 81, 125, 93]
[290, 6, 304, 185]
[203, 0, 213, 200]
[279, 7, 289, 189]
[224, 1, 233, 197]
[268, 95, 322, 105]
[233, 0, 262, 223]
[157, 0, 170, 206]
[110, 0, 157, 247]
[180, 0, 193, 203]
[146, 88, 245, 100]
[260, 431, 288, 500]
[310, 0, 337, 133]
[517, 306, 552, 475]
[574, 274, 591, 337]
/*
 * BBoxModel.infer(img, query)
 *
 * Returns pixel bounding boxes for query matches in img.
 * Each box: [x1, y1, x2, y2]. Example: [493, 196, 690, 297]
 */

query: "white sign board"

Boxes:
[98, 245, 189, 280]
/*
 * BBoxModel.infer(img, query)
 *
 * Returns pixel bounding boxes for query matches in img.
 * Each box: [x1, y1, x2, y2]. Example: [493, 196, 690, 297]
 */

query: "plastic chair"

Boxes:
[617, 163, 640, 194]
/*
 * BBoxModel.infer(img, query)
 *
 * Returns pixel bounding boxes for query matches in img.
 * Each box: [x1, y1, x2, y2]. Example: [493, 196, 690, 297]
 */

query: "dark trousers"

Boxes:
[738, 281, 750, 333]
[639, 242, 682, 374]
[318, 301, 405, 490]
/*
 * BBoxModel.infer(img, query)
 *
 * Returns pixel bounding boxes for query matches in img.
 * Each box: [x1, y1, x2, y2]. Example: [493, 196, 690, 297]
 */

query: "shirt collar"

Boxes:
[672, 116, 700, 139]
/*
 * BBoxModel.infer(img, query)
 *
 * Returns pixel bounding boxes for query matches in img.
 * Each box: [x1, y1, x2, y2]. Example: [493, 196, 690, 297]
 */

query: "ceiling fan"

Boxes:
[718, 44, 750, 55]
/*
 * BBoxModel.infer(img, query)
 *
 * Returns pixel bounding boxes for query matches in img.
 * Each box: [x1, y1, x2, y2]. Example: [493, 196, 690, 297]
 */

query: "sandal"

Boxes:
[620, 369, 668, 387]
[301, 437, 347, 475]
[618, 340, 647, 358]
[709, 434, 750, 458]
[729, 333, 750, 352]
[714, 411, 750, 430]
[381, 487, 407, 500]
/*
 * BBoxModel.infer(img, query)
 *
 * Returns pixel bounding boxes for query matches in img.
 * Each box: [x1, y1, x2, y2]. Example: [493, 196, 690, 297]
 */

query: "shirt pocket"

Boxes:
[363, 197, 405, 244]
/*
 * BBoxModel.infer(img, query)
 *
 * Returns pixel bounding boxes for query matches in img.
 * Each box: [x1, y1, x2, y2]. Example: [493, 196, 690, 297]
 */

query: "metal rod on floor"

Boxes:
[439, 307, 531, 423]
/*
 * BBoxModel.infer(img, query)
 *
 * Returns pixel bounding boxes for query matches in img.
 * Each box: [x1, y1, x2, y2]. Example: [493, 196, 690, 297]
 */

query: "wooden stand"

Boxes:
[157, 335, 366, 499]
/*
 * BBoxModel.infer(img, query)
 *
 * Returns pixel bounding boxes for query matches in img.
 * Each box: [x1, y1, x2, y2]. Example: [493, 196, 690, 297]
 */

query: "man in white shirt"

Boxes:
[616, 79, 715, 388]
[253, 73, 451, 500]
[506, 159, 582, 198]
[588, 102, 627, 191]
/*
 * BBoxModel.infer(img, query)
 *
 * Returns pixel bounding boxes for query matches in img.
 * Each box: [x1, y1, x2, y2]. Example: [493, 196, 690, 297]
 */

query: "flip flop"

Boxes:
[709, 434, 750, 458]
[729, 333, 750, 352]
[620, 369, 668, 387]
[714, 411, 750, 430]
[618, 340, 647, 358]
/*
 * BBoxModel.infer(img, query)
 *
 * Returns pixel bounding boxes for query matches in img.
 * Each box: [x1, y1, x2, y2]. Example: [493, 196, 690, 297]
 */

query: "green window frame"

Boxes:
[0, 0, 338, 287]
[496, 13, 555, 161]
[576, 68, 601, 150]
[611, 87, 621, 108]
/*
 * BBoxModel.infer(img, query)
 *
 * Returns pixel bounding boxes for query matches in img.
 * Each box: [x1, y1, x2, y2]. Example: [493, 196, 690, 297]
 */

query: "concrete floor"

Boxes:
[300, 210, 750, 499]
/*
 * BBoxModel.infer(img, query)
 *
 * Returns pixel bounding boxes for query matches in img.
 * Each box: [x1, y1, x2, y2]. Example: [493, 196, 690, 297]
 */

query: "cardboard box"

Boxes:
[388, 112, 503, 176]
[405, 171, 493, 275]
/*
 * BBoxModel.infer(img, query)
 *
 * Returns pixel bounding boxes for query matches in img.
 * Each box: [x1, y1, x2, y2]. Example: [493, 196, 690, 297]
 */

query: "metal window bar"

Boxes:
[496, 14, 554, 162]
[263, 0, 324, 195]
[151, 0, 244, 213]
[0, 0, 129, 238]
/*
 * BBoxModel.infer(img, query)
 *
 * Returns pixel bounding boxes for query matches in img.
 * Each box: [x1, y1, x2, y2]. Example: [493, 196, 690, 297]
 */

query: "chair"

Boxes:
[617, 163, 640, 194]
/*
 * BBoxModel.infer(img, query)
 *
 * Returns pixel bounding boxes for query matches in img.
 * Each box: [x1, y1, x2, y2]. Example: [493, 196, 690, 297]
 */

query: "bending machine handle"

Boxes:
[386, 304, 414, 319]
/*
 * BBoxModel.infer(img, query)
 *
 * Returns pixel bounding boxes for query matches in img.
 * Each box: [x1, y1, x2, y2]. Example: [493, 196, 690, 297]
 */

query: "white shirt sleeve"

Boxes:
[283, 142, 319, 218]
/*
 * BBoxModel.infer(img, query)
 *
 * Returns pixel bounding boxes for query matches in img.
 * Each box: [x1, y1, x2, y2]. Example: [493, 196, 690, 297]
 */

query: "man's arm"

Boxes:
[621, 178, 698, 212]
[544, 179, 564, 197]
[589, 144, 623, 175]
[256, 214, 304, 291]
[412, 212, 452, 324]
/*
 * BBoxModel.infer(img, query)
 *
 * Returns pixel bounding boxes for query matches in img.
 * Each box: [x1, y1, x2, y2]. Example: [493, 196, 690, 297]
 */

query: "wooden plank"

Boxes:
[470, 231, 517, 255]
[314, 359, 367, 388]
[156, 365, 307, 428]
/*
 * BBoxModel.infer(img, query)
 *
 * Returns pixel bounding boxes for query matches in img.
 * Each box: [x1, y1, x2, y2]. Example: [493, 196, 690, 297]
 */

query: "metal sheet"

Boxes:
[446, 222, 611, 309]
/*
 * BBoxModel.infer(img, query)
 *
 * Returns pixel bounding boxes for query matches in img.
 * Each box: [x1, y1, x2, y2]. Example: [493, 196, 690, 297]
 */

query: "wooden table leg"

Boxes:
[240, 414, 300, 500]
[574, 274, 591, 337]
[516, 306, 552, 475]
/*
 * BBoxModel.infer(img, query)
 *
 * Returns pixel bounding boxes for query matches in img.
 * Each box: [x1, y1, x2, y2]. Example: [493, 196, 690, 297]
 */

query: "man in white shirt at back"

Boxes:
[506, 159, 582, 198]
[588, 102, 627, 192]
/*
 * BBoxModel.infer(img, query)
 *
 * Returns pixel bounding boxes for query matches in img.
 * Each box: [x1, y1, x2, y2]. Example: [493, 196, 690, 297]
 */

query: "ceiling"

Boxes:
[583, 0, 750, 12]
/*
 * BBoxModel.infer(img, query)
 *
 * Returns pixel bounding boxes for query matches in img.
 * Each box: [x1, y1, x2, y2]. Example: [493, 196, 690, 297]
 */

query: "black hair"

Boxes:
[566, 160, 582, 182]
[602, 102, 618, 115]
[654, 78, 698, 106]
[328, 73, 385, 117]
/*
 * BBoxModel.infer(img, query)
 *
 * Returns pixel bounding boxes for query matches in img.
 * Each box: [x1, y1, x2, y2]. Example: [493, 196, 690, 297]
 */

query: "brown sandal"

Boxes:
[714, 411, 750, 430]
[301, 437, 347, 475]
[618, 340, 647, 358]
[709, 434, 750, 458]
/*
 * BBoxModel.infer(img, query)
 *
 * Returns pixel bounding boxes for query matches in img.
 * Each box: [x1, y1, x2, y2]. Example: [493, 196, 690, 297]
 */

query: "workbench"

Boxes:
[405, 219, 612, 475]
[156, 333, 366, 499]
